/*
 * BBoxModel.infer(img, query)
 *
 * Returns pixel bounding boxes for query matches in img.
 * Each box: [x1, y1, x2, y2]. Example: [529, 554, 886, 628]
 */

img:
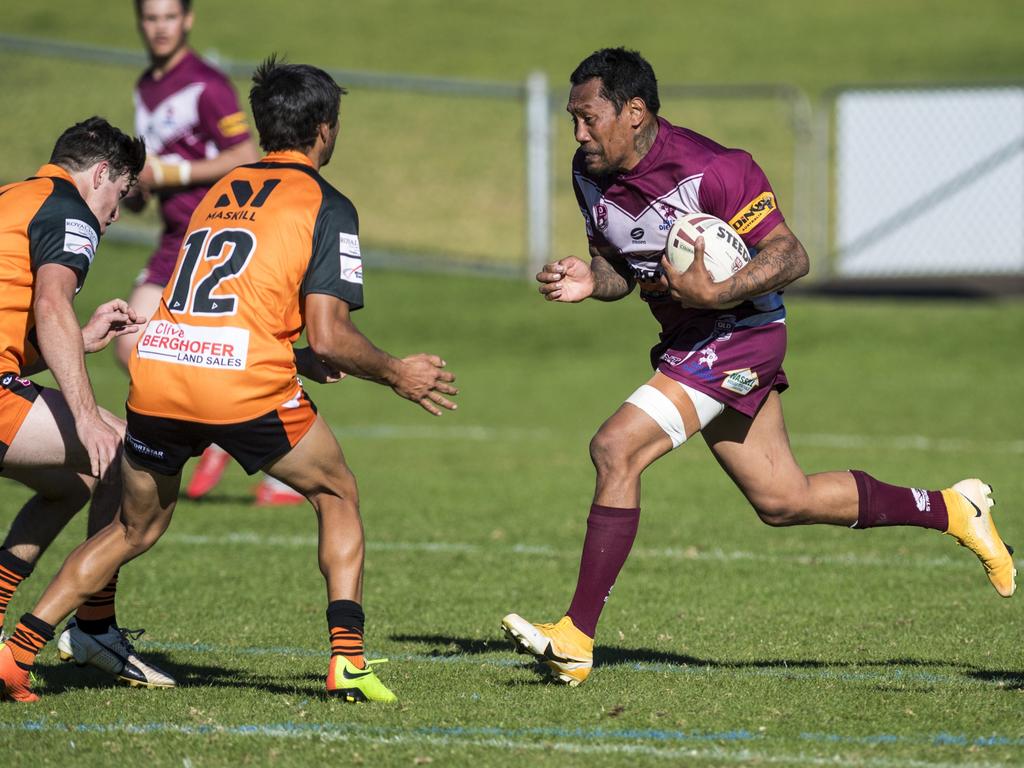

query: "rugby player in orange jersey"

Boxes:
[120, 0, 296, 505]
[0, 58, 458, 704]
[0, 117, 176, 699]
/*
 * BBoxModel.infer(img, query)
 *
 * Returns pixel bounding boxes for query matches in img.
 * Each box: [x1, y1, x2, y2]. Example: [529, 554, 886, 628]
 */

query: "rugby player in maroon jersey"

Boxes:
[502, 47, 1014, 687]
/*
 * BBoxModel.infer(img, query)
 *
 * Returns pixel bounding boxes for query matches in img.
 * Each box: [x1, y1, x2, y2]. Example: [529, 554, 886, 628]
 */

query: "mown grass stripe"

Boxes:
[326, 423, 1024, 455]
[161, 532, 1017, 572]
[0, 720, 1016, 767]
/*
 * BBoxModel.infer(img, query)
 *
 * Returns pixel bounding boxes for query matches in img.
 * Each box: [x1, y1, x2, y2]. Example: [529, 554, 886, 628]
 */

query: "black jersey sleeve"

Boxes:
[26, 181, 100, 291]
[302, 188, 364, 311]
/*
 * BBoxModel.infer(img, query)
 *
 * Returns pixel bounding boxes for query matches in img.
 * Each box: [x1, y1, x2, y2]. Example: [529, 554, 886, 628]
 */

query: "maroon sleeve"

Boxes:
[197, 74, 251, 152]
[697, 150, 784, 247]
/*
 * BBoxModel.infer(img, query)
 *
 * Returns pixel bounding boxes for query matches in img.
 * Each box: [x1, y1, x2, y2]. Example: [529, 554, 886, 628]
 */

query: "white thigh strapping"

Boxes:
[624, 381, 726, 449]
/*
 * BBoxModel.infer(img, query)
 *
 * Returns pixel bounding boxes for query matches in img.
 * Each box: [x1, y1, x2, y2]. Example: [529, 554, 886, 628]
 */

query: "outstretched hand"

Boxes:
[391, 354, 458, 416]
[82, 299, 147, 353]
[536, 256, 595, 303]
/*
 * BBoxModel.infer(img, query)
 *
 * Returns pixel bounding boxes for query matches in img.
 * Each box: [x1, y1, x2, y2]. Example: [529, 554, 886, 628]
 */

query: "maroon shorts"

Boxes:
[651, 306, 789, 417]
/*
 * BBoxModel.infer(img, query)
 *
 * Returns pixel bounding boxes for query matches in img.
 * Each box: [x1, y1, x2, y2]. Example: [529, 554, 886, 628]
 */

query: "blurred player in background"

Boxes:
[0, 117, 175, 695]
[0, 57, 458, 705]
[502, 47, 1015, 687]
[123, 0, 299, 505]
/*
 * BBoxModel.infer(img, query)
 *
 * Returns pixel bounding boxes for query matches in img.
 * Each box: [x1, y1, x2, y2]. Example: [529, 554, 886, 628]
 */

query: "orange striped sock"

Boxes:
[0, 550, 32, 629]
[330, 626, 366, 669]
[7, 614, 54, 670]
[327, 599, 366, 669]
[75, 570, 118, 634]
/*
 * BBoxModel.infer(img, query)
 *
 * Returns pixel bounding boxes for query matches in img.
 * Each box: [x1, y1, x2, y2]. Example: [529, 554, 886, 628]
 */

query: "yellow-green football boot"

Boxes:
[326, 657, 397, 703]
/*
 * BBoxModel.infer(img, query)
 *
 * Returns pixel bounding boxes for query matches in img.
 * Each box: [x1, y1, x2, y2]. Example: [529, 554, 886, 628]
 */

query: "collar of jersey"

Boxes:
[260, 150, 314, 167]
[34, 164, 75, 184]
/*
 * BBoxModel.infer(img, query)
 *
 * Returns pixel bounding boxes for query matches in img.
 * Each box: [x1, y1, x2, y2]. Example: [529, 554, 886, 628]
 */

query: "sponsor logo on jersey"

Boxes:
[630, 227, 645, 242]
[714, 315, 736, 340]
[657, 203, 677, 231]
[217, 111, 250, 138]
[660, 353, 685, 367]
[729, 192, 776, 235]
[210, 179, 280, 217]
[912, 488, 931, 512]
[721, 368, 759, 395]
[137, 320, 249, 370]
[595, 204, 608, 231]
[64, 218, 99, 263]
[339, 233, 363, 285]
[339, 233, 361, 258]
[1, 374, 31, 389]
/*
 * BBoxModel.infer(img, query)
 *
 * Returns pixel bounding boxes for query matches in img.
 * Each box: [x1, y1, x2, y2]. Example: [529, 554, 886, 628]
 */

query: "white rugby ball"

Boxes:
[665, 212, 751, 308]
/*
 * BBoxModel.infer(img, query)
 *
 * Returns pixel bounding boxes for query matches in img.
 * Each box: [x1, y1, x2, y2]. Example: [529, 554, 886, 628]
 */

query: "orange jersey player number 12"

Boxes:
[136, 226, 254, 371]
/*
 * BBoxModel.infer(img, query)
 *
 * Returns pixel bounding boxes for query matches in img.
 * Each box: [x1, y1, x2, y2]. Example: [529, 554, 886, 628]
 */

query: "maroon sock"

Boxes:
[850, 470, 947, 531]
[566, 504, 640, 638]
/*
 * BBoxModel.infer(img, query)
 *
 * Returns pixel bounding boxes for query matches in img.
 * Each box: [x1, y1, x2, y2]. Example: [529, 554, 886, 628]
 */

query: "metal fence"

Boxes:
[822, 84, 1024, 279]
[2, 34, 813, 279]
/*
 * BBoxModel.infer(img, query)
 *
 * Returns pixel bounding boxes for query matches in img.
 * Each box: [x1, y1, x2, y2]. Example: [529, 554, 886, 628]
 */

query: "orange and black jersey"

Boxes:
[129, 150, 364, 424]
[0, 165, 99, 374]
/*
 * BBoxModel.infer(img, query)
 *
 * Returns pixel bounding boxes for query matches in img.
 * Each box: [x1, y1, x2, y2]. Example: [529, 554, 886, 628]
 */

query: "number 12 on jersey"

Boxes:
[167, 227, 256, 316]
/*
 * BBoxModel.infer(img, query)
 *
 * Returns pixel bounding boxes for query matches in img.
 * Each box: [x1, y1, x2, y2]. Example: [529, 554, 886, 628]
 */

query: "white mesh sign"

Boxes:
[836, 88, 1024, 276]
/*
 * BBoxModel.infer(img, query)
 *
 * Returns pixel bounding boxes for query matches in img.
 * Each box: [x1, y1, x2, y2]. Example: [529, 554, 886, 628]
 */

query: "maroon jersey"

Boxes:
[134, 50, 251, 285]
[572, 116, 785, 333]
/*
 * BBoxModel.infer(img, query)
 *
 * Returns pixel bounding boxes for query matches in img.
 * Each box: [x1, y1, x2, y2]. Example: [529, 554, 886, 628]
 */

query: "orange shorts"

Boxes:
[0, 373, 43, 465]
[124, 383, 318, 476]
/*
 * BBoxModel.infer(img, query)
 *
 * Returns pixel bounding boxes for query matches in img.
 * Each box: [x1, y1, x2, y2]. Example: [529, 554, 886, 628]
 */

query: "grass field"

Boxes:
[0, 242, 1022, 766]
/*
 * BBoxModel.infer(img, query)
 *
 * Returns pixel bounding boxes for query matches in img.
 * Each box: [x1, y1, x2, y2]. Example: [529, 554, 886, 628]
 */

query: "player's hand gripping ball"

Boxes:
[665, 213, 751, 308]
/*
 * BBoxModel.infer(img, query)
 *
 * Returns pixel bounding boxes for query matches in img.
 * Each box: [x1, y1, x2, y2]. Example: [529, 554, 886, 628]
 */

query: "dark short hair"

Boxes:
[49, 116, 146, 183]
[570, 47, 660, 115]
[249, 55, 347, 153]
[134, 0, 192, 15]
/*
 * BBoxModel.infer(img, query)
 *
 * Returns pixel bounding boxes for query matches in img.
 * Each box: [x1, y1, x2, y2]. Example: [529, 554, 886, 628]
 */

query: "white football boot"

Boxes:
[57, 619, 176, 688]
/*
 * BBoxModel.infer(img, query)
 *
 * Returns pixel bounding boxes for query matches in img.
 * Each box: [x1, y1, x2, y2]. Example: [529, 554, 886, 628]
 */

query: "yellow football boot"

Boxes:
[326, 657, 397, 703]
[502, 614, 593, 686]
[943, 479, 1016, 597]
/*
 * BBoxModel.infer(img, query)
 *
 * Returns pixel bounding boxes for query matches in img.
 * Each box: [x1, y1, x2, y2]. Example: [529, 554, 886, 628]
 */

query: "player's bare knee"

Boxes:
[589, 431, 635, 478]
[751, 494, 809, 527]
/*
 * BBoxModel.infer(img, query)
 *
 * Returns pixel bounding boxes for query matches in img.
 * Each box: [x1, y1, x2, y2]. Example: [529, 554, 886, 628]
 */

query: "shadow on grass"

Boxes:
[392, 633, 1022, 690]
[392, 633, 941, 670]
[965, 669, 1024, 690]
[34, 652, 311, 697]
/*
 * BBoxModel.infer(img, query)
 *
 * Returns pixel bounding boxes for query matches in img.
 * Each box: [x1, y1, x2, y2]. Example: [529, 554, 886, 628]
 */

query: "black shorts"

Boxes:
[125, 388, 318, 476]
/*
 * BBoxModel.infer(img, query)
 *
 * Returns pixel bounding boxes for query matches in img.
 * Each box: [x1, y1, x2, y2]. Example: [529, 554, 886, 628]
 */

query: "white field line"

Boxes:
[328, 423, 1024, 455]
[0, 721, 1014, 768]
[162, 532, 1020, 572]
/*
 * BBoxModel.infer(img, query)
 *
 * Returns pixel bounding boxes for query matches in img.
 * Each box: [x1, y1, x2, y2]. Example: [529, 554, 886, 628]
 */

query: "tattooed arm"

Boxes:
[660, 222, 809, 308]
